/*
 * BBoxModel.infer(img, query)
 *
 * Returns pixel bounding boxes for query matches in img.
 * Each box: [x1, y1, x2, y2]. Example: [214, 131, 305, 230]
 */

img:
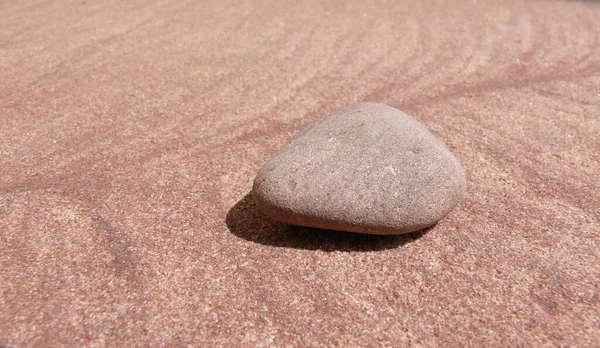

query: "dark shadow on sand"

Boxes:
[225, 193, 432, 252]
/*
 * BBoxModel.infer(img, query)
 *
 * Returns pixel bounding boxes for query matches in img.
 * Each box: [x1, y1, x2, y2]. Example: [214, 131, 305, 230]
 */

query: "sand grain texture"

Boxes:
[1, 0, 600, 346]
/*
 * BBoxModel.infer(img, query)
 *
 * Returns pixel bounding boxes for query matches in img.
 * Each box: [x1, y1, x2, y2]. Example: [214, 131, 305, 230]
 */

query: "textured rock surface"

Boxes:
[2, 0, 600, 346]
[253, 103, 466, 234]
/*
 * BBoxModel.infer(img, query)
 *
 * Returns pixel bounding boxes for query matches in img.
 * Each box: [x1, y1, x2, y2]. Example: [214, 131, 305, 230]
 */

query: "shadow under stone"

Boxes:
[225, 193, 432, 252]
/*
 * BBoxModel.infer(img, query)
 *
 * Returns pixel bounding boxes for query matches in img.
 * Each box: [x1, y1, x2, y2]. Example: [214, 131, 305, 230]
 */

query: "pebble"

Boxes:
[252, 102, 466, 235]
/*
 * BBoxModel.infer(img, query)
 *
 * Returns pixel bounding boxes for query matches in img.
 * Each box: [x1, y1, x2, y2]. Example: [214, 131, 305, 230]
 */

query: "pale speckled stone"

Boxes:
[253, 102, 467, 235]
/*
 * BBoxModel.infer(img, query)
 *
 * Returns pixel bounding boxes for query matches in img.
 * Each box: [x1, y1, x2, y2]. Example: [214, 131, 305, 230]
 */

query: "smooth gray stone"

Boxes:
[253, 102, 467, 235]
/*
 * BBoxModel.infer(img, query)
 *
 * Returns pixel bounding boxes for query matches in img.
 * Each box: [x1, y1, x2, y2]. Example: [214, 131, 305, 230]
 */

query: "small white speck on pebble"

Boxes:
[388, 165, 397, 176]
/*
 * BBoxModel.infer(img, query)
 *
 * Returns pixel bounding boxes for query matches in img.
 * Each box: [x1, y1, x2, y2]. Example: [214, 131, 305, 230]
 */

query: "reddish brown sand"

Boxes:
[1, 0, 599, 346]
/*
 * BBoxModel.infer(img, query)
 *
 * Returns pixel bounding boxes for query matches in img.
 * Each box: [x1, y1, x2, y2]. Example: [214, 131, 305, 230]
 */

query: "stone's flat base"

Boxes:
[2, 0, 600, 346]
[253, 103, 466, 235]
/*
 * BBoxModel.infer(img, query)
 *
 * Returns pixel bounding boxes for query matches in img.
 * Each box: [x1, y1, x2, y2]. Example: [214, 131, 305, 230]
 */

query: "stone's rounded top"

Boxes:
[253, 102, 467, 235]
